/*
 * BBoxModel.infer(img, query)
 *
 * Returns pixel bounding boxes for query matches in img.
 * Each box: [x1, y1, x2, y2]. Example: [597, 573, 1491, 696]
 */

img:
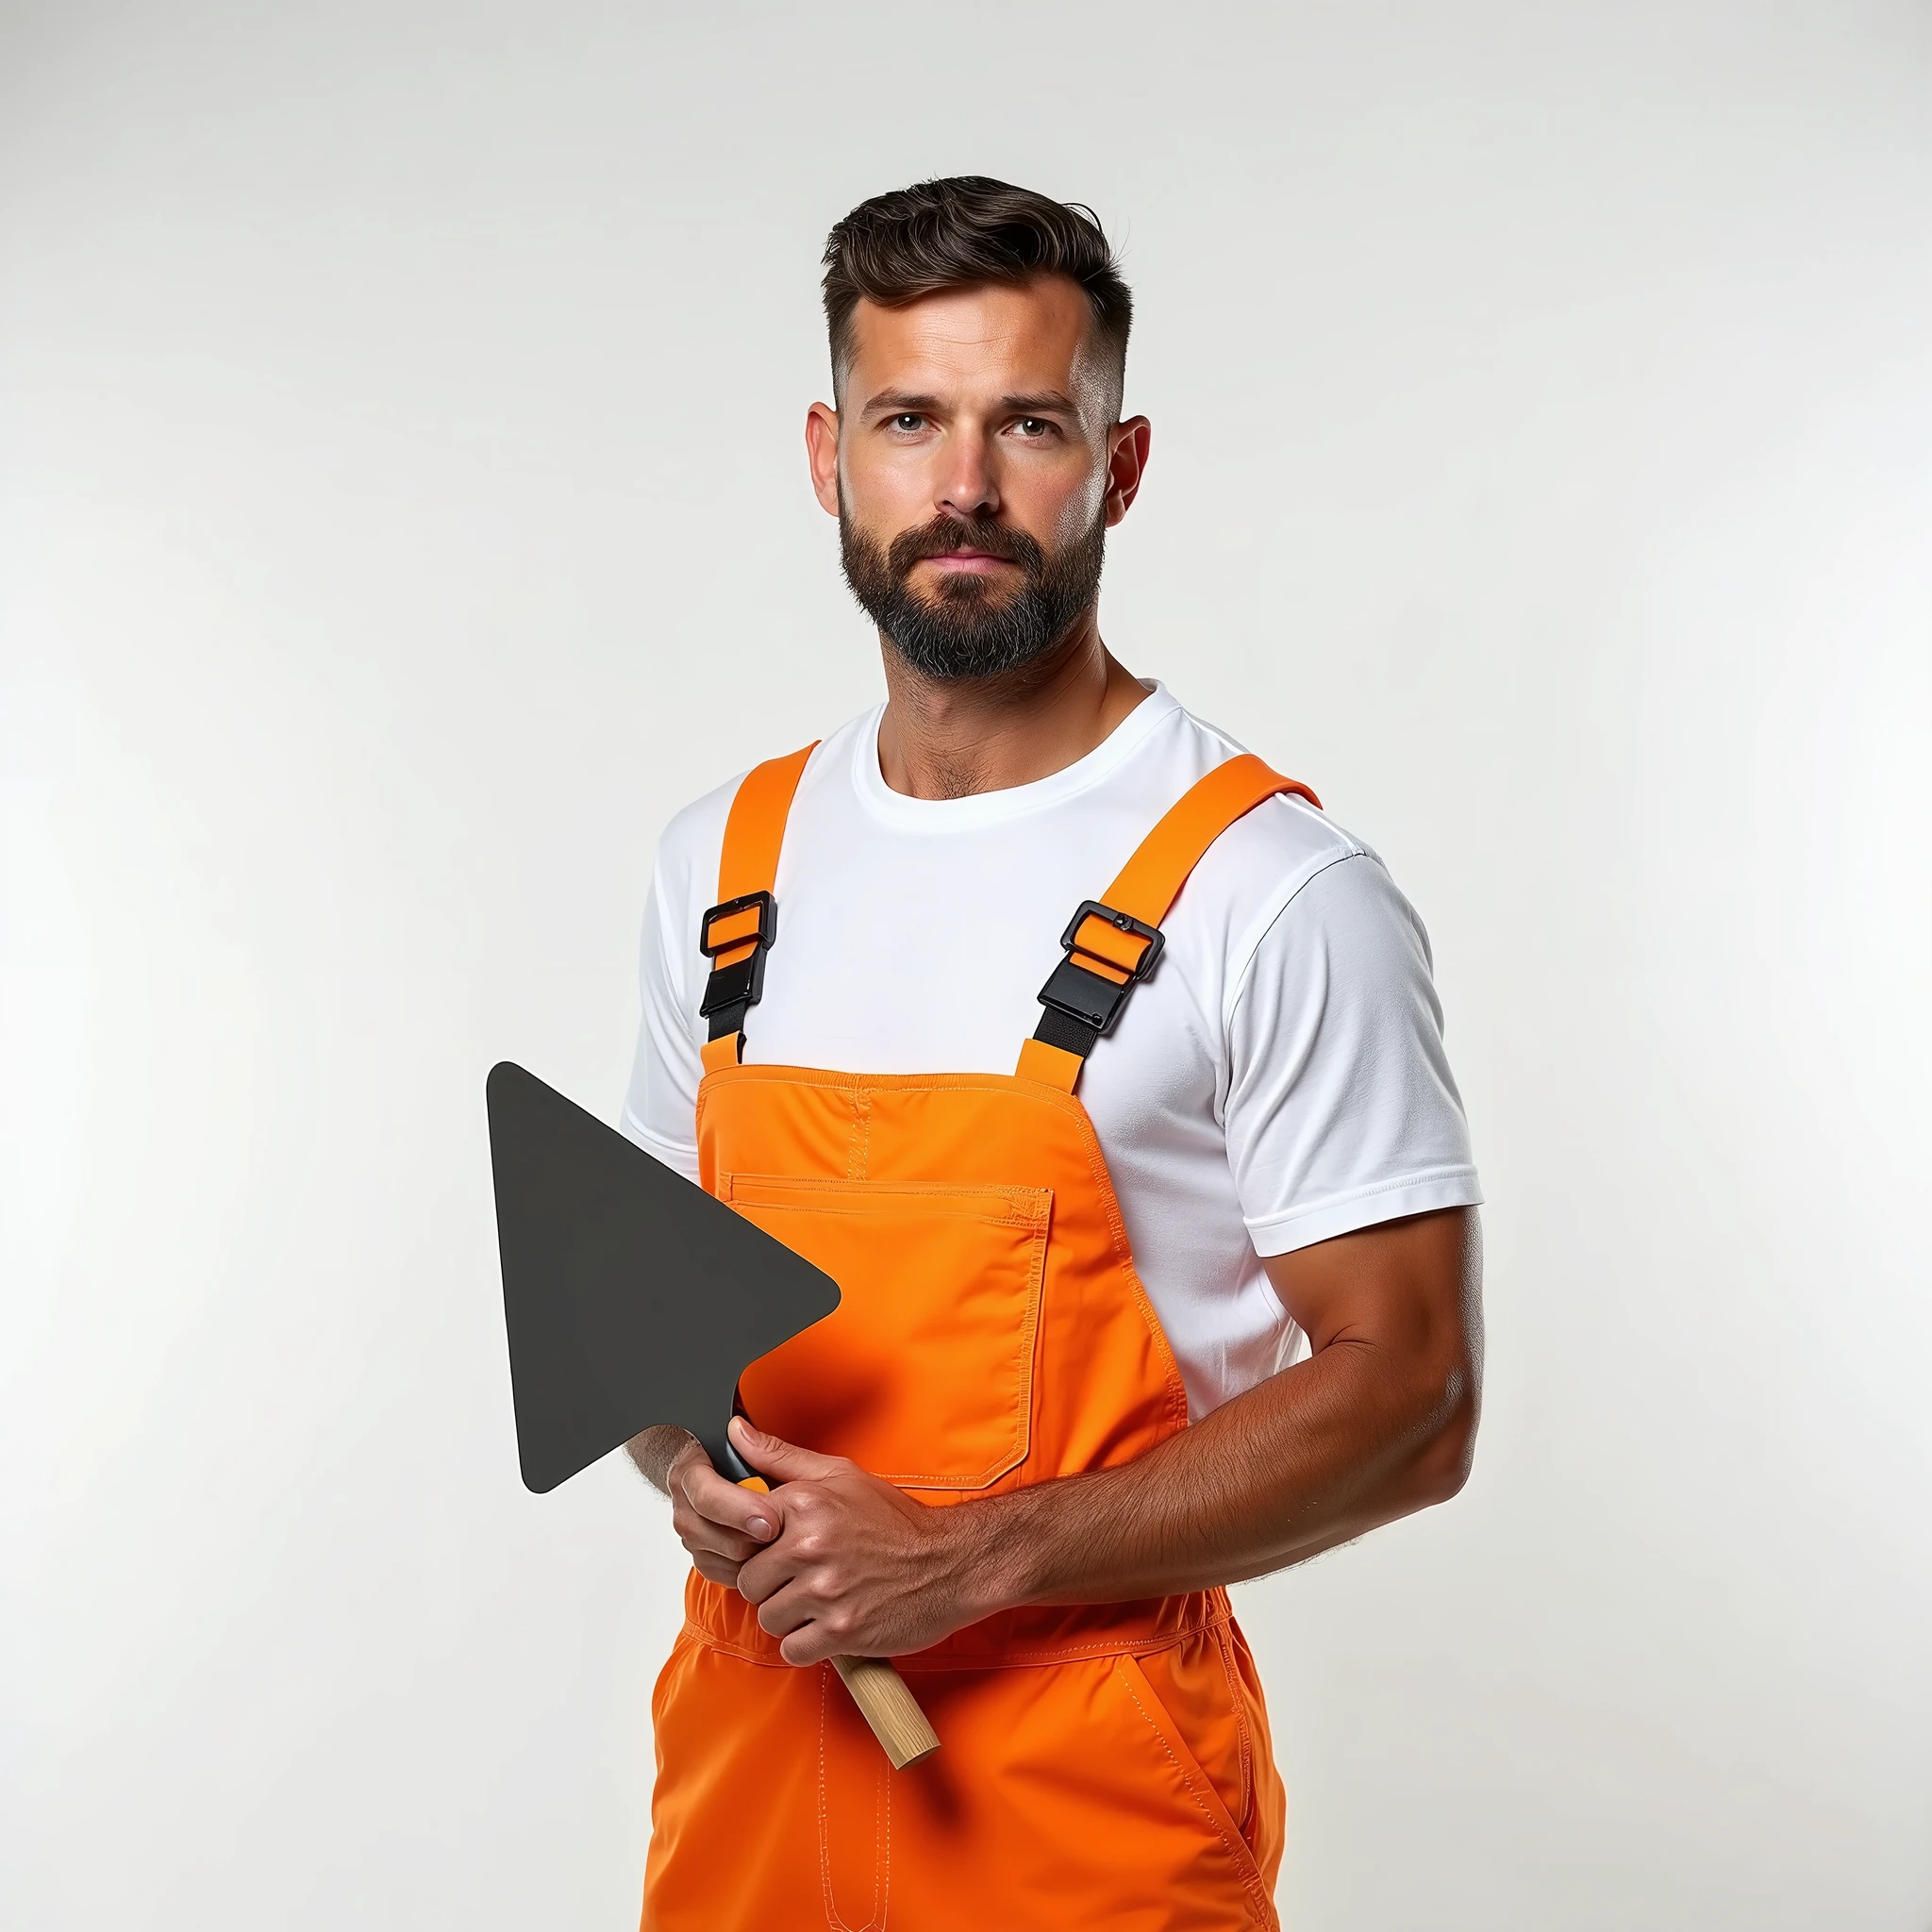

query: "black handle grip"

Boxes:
[704, 1385, 761, 1486]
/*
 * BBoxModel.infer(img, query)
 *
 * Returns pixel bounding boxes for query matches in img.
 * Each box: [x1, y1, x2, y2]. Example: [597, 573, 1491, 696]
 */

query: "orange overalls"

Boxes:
[642, 745, 1321, 1932]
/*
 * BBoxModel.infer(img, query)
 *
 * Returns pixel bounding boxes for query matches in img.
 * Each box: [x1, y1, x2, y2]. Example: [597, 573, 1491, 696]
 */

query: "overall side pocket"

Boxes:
[1110, 1650, 1278, 1930]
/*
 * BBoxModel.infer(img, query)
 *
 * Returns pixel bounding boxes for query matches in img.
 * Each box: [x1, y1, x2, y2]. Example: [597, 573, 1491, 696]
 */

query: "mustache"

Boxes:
[886, 514, 1045, 576]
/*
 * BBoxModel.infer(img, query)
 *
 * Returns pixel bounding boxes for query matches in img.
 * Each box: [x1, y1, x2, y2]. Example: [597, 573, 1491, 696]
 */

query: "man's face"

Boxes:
[807, 277, 1145, 681]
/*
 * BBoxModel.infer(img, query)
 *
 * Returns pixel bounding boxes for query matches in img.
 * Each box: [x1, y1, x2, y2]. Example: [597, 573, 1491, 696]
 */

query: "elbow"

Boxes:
[1408, 1356, 1481, 1508]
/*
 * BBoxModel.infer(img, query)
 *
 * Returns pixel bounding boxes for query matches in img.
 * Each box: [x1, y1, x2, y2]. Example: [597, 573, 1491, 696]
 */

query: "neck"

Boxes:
[874, 610, 1150, 800]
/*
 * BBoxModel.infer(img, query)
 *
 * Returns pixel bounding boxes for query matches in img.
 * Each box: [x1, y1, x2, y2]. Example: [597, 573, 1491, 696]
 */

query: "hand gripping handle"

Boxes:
[725, 1424, 940, 1769]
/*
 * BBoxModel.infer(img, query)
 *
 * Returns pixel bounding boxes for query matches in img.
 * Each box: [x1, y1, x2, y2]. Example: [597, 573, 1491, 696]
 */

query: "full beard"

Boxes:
[840, 505, 1108, 682]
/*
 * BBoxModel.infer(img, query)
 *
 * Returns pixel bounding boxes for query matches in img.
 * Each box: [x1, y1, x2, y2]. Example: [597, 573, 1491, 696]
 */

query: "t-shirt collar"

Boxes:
[852, 680, 1178, 833]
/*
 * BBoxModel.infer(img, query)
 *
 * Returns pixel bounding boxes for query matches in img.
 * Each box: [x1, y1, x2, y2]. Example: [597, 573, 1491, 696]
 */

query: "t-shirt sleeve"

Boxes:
[620, 841, 706, 1183]
[1224, 850, 1481, 1256]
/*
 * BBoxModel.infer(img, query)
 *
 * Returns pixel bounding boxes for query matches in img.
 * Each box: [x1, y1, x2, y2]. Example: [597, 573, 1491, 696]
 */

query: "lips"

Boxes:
[886, 514, 1046, 581]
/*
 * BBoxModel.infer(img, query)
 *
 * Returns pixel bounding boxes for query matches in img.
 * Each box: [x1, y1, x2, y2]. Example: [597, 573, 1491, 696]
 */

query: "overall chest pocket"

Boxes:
[724, 1174, 1053, 1492]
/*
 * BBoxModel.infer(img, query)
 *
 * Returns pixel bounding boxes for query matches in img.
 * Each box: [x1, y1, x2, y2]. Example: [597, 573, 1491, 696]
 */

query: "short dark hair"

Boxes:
[823, 176, 1132, 414]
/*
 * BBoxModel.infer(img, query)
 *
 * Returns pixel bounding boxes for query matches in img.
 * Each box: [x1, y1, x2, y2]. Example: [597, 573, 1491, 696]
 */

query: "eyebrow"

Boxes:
[999, 391, 1079, 417]
[858, 389, 1082, 421]
[860, 391, 942, 420]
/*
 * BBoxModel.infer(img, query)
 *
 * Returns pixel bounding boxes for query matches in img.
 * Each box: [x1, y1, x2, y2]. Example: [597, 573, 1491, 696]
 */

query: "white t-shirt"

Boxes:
[623, 682, 1480, 1417]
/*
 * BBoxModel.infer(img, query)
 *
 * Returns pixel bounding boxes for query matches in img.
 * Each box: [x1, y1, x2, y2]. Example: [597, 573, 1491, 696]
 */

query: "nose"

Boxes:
[936, 425, 1000, 523]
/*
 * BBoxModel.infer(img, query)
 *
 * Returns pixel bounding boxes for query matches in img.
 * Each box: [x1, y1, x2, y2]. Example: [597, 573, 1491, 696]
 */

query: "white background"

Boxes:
[4, 3, 1929, 1925]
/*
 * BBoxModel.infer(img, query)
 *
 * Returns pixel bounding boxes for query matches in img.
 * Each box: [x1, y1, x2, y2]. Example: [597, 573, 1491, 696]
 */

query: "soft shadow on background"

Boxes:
[3, 3, 1928, 1926]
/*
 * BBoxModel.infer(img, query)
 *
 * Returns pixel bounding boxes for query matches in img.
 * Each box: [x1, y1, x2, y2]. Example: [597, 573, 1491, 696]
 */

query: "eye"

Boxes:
[891, 412, 925, 432]
[1011, 417, 1056, 440]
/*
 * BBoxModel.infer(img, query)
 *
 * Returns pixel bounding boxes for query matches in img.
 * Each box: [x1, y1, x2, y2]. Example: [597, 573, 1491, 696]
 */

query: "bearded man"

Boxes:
[623, 175, 1484, 1931]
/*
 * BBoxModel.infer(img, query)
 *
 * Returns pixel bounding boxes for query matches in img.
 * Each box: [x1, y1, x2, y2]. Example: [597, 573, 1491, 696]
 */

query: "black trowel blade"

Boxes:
[485, 1061, 841, 1493]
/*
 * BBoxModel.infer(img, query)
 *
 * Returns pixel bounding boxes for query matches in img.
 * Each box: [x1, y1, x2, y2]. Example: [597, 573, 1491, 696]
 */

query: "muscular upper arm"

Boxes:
[1262, 1206, 1484, 1502]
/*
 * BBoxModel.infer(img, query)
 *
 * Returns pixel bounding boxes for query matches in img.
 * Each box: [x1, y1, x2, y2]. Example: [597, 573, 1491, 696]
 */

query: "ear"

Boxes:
[1104, 415, 1152, 525]
[806, 401, 841, 517]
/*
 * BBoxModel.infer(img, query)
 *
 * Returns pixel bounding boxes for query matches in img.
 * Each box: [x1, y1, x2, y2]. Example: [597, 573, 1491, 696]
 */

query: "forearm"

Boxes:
[970, 1335, 1474, 1607]
[626, 1424, 695, 1496]
[957, 1209, 1484, 1608]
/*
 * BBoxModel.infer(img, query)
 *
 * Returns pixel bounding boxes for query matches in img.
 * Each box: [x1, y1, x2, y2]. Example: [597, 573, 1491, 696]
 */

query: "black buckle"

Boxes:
[1036, 900, 1166, 1041]
[699, 891, 776, 1024]
[1059, 899, 1165, 977]
[701, 891, 776, 958]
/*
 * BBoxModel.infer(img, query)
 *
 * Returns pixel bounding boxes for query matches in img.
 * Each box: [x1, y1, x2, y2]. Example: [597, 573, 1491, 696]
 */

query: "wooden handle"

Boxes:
[830, 1655, 940, 1769]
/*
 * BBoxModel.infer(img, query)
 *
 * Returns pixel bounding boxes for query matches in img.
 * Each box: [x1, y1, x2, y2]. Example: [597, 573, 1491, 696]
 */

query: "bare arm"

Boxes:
[625, 1424, 695, 1496]
[978, 1205, 1482, 1601]
[691, 1208, 1481, 1663]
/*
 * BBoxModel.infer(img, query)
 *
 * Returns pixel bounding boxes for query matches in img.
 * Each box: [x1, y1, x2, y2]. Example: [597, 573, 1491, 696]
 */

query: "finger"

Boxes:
[779, 1622, 841, 1668]
[673, 1510, 764, 1565]
[664, 1439, 718, 1505]
[670, 1480, 771, 1563]
[731, 1541, 794, 1607]
[746, 1575, 821, 1642]
[690, 1552, 742, 1589]
[676, 1457, 778, 1542]
[731, 1417, 848, 1485]
[758, 1587, 854, 1667]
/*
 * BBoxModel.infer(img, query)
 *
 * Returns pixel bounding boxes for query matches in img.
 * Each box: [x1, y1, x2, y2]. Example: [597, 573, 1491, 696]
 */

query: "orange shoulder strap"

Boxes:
[1015, 753, 1322, 1091]
[697, 743, 817, 1075]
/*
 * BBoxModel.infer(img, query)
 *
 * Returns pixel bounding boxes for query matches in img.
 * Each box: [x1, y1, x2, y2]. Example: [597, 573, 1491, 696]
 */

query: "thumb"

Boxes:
[730, 1416, 844, 1484]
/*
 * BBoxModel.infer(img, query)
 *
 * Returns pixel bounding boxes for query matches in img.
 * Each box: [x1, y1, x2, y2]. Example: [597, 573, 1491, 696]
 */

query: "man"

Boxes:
[623, 176, 1482, 1930]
